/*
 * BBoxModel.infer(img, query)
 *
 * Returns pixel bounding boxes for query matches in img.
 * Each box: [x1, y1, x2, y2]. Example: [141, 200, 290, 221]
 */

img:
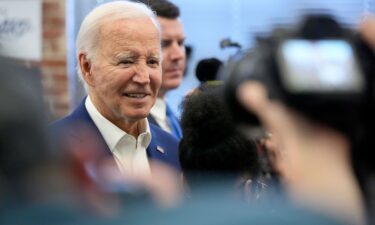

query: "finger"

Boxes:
[236, 81, 296, 137]
[237, 81, 313, 158]
[359, 14, 375, 50]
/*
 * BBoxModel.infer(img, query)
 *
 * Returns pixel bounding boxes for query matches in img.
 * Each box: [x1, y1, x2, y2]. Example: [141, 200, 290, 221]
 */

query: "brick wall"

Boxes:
[41, 0, 69, 121]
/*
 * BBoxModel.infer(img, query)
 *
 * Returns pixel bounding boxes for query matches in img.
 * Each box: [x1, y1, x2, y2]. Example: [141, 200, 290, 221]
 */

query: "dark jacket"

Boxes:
[51, 99, 181, 174]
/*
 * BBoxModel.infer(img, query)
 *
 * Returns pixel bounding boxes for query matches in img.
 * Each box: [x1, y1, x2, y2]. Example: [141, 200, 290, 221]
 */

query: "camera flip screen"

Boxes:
[277, 39, 364, 93]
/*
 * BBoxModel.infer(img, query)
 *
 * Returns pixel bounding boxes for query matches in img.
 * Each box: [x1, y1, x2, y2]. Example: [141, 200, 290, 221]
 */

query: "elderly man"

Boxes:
[138, 0, 186, 140]
[53, 1, 180, 177]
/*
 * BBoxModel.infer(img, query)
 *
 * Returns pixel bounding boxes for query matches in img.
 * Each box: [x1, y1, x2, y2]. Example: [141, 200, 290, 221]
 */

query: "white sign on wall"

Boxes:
[0, 0, 42, 60]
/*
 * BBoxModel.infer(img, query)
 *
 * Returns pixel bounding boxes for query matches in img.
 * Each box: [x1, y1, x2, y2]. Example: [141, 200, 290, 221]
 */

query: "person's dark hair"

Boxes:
[136, 0, 180, 19]
[195, 57, 223, 83]
[179, 85, 260, 183]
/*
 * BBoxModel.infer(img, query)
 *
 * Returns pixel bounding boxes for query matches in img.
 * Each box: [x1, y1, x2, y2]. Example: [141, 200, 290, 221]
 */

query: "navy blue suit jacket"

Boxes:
[52, 99, 180, 172]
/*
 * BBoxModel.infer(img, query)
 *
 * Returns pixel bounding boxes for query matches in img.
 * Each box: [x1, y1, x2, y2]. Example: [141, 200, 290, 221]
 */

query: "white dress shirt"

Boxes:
[150, 97, 172, 133]
[85, 96, 152, 176]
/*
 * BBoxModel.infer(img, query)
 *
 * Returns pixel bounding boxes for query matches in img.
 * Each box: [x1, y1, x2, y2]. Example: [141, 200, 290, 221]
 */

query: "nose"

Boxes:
[169, 42, 185, 62]
[132, 63, 150, 85]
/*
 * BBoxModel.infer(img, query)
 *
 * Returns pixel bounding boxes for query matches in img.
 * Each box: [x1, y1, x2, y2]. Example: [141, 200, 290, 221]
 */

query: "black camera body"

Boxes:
[223, 14, 375, 138]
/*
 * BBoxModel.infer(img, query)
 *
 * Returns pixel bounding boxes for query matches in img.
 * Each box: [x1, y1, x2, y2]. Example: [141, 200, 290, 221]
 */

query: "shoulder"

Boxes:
[50, 111, 81, 134]
[50, 114, 75, 137]
[50, 101, 95, 139]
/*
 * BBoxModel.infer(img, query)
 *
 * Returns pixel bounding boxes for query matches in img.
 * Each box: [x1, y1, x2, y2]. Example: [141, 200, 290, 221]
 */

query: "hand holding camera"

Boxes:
[221, 14, 375, 225]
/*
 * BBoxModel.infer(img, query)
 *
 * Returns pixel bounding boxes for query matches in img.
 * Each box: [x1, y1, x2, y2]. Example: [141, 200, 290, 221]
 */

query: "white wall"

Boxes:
[68, 0, 372, 116]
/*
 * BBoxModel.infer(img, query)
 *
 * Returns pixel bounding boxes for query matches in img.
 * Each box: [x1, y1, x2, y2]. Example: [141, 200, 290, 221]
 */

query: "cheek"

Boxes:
[96, 73, 115, 89]
[152, 71, 162, 88]
[161, 58, 168, 70]
[162, 50, 171, 65]
[104, 69, 132, 88]
[93, 74, 123, 98]
[162, 49, 168, 60]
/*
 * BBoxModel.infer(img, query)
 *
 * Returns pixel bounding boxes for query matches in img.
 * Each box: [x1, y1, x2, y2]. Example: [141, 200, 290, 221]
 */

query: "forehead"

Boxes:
[99, 18, 161, 53]
[157, 17, 185, 39]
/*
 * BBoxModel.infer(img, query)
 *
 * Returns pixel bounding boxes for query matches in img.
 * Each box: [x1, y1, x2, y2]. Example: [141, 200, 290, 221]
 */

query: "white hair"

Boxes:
[76, 1, 160, 91]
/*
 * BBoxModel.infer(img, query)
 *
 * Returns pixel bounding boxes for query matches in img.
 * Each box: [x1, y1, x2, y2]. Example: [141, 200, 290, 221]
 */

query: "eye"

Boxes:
[178, 39, 185, 47]
[161, 40, 172, 48]
[147, 58, 160, 67]
[117, 56, 135, 66]
[119, 59, 133, 65]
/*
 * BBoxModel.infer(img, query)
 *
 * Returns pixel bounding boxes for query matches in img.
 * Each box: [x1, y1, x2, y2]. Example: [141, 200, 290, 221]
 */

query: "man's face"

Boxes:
[86, 18, 162, 125]
[158, 17, 186, 94]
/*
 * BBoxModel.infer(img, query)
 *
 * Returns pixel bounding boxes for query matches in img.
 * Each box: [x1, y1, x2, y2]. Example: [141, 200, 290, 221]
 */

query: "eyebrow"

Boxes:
[148, 51, 161, 57]
[114, 51, 160, 60]
[114, 52, 136, 59]
[162, 37, 186, 41]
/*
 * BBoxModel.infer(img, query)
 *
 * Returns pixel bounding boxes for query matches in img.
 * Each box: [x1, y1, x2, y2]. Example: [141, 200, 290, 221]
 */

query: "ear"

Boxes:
[78, 52, 95, 87]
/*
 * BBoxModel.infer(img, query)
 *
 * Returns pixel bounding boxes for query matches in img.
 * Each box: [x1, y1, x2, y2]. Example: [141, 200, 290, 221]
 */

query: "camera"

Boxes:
[222, 14, 375, 138]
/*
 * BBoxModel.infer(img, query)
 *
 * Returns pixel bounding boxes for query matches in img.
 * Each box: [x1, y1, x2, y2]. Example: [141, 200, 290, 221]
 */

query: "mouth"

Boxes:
[122, 93, 149, 98]
[166, 68, 182, 73]
[165, 68, 183, 77]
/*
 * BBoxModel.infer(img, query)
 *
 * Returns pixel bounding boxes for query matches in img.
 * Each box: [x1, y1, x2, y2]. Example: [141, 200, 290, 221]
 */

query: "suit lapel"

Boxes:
[146, 136, 165, 161]
[147, 114, 160, 128]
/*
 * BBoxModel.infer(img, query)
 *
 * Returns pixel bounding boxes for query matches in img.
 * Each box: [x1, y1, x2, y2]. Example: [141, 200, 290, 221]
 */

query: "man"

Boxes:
[52, 1, 180, 178]
[138, 0, 186, 139]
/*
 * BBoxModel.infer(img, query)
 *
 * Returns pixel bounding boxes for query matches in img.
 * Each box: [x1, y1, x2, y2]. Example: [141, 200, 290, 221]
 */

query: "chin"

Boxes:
[122, 109, 150, 121]
[126, 114, 148, 122]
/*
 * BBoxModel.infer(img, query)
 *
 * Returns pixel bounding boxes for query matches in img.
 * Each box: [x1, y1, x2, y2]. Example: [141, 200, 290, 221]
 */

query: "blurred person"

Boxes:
[217, 13, 375, 225]
[138, 0, 186, 139]
[0, 57, 48, 200]
[236, 81, 366, 225]
[0, 57, 109, 224]
[178, 84, 261, 199]
[52, 1, 180, 180]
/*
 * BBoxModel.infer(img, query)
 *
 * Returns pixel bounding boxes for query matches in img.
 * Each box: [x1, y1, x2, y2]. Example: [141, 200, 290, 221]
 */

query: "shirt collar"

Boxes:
[85, 96, 152, 152]
[138, 117, 152, 148]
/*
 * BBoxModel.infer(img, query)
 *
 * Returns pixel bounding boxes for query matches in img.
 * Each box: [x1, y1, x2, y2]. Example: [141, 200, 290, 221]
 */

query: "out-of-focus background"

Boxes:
[1, 0, 374, 120]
